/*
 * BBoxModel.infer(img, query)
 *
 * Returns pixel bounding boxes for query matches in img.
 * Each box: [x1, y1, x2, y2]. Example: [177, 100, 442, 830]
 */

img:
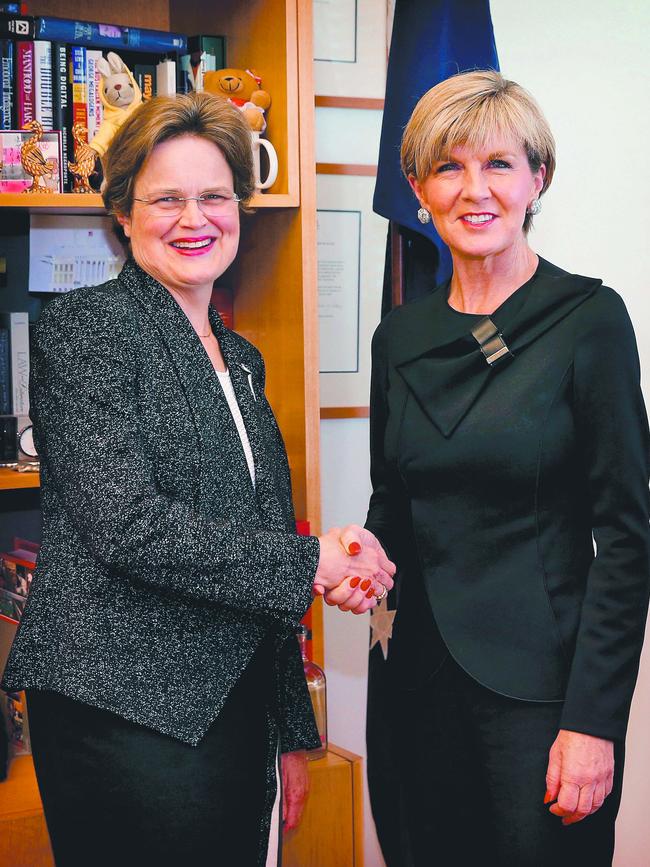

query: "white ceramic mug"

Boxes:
[251, 131, 278, 190]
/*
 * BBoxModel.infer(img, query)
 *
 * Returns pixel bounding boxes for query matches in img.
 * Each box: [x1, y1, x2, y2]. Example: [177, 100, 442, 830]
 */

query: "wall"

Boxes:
[319, 2, 650, 865]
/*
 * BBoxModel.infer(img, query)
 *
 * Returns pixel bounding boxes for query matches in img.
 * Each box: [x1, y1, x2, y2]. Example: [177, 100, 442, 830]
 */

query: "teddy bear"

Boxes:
[203, 68, 271, 132]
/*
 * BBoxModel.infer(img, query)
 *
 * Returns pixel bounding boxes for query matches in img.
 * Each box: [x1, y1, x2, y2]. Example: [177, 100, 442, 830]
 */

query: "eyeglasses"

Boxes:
[133, 192, 241, 217]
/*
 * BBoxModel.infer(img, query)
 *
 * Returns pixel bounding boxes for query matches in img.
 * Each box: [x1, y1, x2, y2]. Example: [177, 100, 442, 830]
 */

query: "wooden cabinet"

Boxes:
[0, 745, 364, 867]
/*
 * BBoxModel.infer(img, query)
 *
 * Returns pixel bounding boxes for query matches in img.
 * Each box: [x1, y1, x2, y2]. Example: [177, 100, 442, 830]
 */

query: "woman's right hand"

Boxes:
[314, 526, 396, 612]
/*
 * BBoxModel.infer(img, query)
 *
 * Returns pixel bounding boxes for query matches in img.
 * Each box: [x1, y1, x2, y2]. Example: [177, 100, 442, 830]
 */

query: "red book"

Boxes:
[16, 40, 34, 126]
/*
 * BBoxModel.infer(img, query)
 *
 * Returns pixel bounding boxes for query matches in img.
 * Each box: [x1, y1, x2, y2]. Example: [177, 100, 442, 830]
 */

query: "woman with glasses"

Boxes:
[1, 93, 394, 866]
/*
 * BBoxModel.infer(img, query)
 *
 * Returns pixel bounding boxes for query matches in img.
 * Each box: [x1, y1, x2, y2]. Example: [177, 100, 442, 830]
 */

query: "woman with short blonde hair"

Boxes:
[365, 70, 649, 865]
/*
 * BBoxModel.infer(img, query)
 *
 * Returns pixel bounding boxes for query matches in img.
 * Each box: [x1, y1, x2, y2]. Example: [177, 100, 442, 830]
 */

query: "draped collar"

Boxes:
[117, 258, 287, 525]
[395, 258, 602, 437]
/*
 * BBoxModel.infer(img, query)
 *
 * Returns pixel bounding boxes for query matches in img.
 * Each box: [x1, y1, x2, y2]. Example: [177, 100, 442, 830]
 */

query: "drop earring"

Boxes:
[417, 207, 431, 224]
[527, 198, 542, 216]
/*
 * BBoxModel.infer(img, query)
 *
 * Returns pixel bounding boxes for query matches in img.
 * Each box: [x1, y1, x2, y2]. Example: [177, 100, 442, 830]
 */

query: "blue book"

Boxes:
[0, 327, 9, 414]
[0, 39, 13, 130]
[36, 16, 187, 53]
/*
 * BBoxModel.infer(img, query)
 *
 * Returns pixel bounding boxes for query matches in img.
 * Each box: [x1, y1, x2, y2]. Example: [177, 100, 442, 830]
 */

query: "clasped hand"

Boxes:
[314, 525, 395, 614]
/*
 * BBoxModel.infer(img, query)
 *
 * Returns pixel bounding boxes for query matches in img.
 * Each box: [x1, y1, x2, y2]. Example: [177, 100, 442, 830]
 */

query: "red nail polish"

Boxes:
[348, 542, 362, 554]
[366, 589, 375, 598]
[544, 791, 552, 804]
[360, 579, 371, 591]
[349, 576, 361, 588]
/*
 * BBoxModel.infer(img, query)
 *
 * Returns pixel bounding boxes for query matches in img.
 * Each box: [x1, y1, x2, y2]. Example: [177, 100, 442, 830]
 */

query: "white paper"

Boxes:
[317, 174, 386, 407]
[318, 209, 361, 373]
[29, 215, 126, 294]
[313, 0, 357, 63]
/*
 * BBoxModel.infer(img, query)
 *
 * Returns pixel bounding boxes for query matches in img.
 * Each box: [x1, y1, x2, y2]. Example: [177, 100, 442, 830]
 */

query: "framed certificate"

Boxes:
[318, 172, 386, 408]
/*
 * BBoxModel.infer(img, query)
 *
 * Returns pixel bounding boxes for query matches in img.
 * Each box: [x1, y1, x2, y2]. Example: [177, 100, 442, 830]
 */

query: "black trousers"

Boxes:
[27, 641, 276, 867]
[377, 655, 624, 867]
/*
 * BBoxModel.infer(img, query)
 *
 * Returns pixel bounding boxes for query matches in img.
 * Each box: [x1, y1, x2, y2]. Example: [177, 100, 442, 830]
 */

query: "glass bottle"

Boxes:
[297, 624, 327, 759]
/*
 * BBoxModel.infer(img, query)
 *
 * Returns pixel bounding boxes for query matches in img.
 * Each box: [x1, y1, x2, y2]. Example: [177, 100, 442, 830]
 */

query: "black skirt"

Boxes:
[27, 638, 277, 867]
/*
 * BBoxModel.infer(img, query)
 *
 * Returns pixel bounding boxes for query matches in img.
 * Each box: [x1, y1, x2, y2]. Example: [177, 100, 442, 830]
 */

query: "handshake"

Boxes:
[313, 525, 396, 615]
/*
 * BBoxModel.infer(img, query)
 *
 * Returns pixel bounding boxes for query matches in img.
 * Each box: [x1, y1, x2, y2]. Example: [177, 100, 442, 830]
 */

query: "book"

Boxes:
[69, 44, 87, 155]
[86, 48, 103, 142]
[0, 12, 34, 38]
[0, 311, 29, 415]
[156, 58, 176, 97]
[15, 40, 34, 127]
[134, 63, 156, 101]
[35, 16, 187, 53]
[181, 35, 226, 94]
[0, 326, 9, 413]
[33, 40, 53, 129]
[52, 41, 71, 190]
[0, 38, 13, 129]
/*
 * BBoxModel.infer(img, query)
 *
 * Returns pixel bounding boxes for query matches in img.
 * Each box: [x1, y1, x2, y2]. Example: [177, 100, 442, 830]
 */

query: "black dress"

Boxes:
[365, 258, 650, 865]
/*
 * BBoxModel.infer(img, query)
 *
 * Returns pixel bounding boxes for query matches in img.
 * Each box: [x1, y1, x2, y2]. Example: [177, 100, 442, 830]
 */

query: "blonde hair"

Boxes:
[102, 92, 255, 237]
[401, 70, 555, 231]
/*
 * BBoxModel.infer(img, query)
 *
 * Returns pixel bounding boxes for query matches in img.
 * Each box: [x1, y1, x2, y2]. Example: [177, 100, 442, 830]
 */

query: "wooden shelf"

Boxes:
[0, 192, 298, 213]
[0, 468, 40, 491]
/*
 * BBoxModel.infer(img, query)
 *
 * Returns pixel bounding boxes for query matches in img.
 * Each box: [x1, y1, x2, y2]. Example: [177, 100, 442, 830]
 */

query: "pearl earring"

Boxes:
[417, 207, 431, 224]
[527, 198, 542, 216]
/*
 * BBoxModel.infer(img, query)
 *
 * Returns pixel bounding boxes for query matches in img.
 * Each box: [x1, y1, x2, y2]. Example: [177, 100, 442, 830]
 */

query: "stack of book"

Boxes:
[0, 310, 28, 425]
[0, 537, 38, 625]
[0, 12, 225, 191]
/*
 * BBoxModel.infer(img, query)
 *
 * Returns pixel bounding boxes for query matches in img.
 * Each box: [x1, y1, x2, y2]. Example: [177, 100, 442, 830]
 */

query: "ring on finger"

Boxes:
[375, 585, 388, 602]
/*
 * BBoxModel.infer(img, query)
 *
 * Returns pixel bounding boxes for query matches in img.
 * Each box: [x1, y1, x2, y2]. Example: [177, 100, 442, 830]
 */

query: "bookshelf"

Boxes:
[0, 0, 324, 649]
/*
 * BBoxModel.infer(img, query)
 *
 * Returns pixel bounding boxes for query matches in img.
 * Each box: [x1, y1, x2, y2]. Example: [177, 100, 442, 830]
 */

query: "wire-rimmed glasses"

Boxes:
[133, 191, 242, 218]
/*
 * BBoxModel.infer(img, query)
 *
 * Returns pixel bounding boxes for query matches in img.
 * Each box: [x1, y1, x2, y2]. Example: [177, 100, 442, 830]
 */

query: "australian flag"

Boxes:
[373, 0, 499, 314]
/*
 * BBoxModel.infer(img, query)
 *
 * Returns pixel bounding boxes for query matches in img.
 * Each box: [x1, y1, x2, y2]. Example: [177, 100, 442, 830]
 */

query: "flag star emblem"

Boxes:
[370, 599, 397, 660]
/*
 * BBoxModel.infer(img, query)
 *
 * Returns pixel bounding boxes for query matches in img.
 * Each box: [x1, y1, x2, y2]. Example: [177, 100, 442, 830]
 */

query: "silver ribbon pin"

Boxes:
[241, 364, 256, 400]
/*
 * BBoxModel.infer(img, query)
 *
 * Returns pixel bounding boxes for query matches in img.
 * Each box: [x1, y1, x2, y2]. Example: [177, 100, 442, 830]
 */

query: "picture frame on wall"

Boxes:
[313, 0, 388, 99]
[317, 172, 386, 408]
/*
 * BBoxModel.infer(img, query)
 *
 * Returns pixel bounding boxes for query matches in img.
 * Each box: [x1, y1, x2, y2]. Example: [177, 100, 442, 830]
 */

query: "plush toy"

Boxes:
[203, 68, 271, 132]
[68, 52, 142, 192]
[90, 52, 143, 158]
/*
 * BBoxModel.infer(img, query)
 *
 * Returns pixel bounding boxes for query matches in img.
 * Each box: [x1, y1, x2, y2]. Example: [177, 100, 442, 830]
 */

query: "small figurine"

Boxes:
[68, 51, 143, 193]
[204, 68, 271, 132]
[68, 123, 98, 193]
[20, 120, 58, 193]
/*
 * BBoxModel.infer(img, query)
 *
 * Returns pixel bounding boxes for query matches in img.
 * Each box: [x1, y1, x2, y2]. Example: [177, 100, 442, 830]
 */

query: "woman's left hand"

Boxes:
[545, 729, 614, 825]
[281, 750, 310, 833]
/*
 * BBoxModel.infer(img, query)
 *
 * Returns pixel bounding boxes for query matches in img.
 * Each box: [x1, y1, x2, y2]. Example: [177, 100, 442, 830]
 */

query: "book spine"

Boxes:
[0, 13, 34, 38]
[35, 17, 186, 53]
[69, 44, 87, 154]
[33, 39, 53, 129]
[134, 64, 156, 101]
[16, 40, 34, 126]
[4, 312, 29, 416]
[156, 59, 176, 97]
[85, 49, 103, 141]
[51, 41, 70, 190]
[0, 327, 9, 414]
[0, 39, 13, 129]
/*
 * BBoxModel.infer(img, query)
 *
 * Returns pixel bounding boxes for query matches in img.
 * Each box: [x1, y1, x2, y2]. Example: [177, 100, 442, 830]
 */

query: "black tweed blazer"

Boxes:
[2, 258, 321, 749]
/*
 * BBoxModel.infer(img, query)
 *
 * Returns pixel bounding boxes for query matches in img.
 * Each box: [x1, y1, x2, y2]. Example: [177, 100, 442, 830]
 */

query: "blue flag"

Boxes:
[373, 0, 499, 286]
